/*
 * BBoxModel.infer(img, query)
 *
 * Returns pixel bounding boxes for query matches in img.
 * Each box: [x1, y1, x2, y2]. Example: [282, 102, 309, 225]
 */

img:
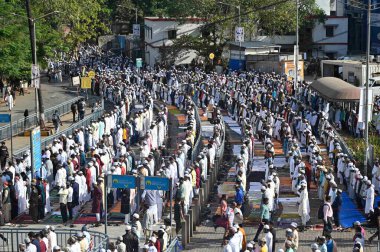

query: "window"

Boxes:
[326, 26, 334, 37]
[330, 11, 336, 16]
[168, 30, 177, 39]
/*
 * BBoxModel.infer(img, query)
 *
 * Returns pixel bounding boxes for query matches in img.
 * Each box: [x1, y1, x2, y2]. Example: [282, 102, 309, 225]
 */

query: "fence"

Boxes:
[13, 108, 104, 158]
[215, 121, 226, 169]
[0, 228, 108, 252]
[166, 237, 182, 252]
[0, 96, 84, 142]
[191, 102, 203, 162]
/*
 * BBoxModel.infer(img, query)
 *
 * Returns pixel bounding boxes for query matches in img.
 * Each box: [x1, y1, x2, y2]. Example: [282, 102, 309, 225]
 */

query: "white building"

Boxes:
[312, 0, 348, 59]
[321, 59, 380, 86]
[144, 17, 204, 66]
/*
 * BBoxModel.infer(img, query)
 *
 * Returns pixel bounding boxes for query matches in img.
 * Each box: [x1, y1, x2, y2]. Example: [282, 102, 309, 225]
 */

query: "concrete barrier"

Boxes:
[199, 187, 205, 205]
[181, 219, 188, 247]
[188, 209, 194, 237]
[185, 214, 191, 242]
[193, 198, 201, 226]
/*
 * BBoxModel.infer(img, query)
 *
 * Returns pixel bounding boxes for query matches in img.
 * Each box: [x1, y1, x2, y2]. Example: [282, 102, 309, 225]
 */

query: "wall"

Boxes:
[144, 18, 204, 66]
[312, 17, 348, 58]
[322, 61, 380, 86]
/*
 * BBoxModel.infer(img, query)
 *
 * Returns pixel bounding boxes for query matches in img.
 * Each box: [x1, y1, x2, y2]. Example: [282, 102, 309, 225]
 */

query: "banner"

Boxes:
[235, 27, 244, 42]
[81, 77, 92, 89]
[72, 76, 80, 86]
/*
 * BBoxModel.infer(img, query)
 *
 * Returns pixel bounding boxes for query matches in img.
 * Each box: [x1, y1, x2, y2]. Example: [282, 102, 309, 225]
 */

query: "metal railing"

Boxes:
[13, 108, 104, 158]
[166, 237, 182, 252]
[0, 96, 84, 142]
[191, 102, 203, 162]
[215, 121, 226, 170]
[0, 228, 108, 252]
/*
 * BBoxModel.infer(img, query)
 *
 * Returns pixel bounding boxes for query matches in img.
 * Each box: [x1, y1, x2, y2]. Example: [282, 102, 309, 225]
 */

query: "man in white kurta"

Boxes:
[298, 183, 310, 226]
[371, 161, 380, 192]
[364, 181, 375, 215]
[55, 166, 67, 187]
[15, 175, 27, 213]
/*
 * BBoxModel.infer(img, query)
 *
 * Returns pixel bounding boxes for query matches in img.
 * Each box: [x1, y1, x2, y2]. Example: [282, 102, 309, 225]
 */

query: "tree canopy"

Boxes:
[152, 0, 325, 65]
[0, 0, 325, 83]
[0, 0, 110, 84]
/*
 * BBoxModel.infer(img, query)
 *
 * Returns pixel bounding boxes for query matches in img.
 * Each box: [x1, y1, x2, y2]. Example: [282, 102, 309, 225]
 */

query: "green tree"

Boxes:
[0, 0, 112, 84]
[154, 0, 325, 66]
[0, 1, 31, 84]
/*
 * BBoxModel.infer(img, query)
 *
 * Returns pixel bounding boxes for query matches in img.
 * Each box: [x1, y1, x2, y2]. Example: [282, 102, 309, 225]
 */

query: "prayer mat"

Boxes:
[12, 213, 34, 224]
[340, 192, 366, 228]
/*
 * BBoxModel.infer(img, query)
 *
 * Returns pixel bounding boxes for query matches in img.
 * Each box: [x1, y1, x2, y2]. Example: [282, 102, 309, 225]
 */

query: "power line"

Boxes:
[127, 0, 292, 52]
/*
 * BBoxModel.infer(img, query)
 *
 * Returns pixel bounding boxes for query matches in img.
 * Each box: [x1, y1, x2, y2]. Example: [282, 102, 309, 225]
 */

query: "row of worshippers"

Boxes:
[19, 225, 92, 252]
[0, 67, 165, 225]
[192, 71, 354, 252]
[152, 70, 379, 247]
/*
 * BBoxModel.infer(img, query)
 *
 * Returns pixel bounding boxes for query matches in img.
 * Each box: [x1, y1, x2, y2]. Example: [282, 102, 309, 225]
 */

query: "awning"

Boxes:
[310, 77, 360, 101]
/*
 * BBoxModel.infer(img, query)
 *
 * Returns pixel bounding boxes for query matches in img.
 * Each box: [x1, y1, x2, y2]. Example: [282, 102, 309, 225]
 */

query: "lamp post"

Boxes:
[364, 0, 371, 176]
[218, 2, 241, 69]
[295, 0, 299, 90]
[14, 1, 60, 127]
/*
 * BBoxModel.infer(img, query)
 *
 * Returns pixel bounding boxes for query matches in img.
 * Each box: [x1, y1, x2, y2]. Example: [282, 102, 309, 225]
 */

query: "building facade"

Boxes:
[143, 17, 204, 66]
[311, 0, 349, 59]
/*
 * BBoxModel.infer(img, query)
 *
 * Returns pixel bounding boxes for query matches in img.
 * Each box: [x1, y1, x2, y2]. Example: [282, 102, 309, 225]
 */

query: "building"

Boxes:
[310, 0, 349, 59]
[321, 58, 380, 86]
[143, 17, 205, 66]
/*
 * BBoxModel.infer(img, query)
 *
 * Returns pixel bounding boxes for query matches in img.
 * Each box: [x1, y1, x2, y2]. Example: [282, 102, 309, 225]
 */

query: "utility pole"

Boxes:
[25, 0, 45, 127]
[238, 5, 241, 70]
[295, 0, 299, 90]
[364, 0, 371, 176]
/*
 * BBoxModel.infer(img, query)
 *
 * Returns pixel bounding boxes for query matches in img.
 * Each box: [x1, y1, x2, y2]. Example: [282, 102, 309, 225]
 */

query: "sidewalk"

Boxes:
[5, 107, 92, 155]
[0, 79, 77, 123]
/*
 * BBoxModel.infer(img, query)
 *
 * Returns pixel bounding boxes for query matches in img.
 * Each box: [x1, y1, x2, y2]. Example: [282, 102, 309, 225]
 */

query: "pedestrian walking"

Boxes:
[0, 141, 9, 169]
[52, 110, 62, 133]
[6, 93, 14, 111]
[78, 98, 86, 120]
[24, 109, 29, 129]
[71, 102, 77, 122]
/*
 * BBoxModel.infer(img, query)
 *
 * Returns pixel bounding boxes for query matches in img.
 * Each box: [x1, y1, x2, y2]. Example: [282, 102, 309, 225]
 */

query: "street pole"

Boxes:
[364, 0, 371, 176]
[25, 0, 46, 128]
[295, 0, 299, 90]
[238, 5, 241, 70]
[10, 114, 13, 157]
[25, 0, 39, 125]
[135, 8, 138, 23]
[105, 173, 108, 235]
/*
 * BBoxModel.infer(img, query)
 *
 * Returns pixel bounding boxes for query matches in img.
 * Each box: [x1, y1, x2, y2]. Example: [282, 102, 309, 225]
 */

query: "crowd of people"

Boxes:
[177, 71, 379, 252]
[0, 60, 379, 251]
[0, 60, 229, 251]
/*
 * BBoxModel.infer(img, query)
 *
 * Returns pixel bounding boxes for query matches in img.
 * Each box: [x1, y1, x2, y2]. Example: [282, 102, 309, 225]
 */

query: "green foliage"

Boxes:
[159, 0, 325, 65]
[0, 0, 111, 84]
[0, 1, 32, 83]
[344, 134, 380, 170]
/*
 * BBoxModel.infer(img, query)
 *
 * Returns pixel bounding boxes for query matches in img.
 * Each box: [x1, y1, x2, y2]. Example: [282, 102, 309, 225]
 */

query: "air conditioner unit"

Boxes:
[370, 55, 375, 62]
[377, 55, 380, 63]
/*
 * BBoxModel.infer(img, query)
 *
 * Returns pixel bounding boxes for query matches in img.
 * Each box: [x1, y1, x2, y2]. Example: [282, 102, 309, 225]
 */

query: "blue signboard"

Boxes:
[0, 114, 11, 123]
[144, 176, 170, 191]
[109, 175, 137, 189]
[30, 127, 42, 176]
